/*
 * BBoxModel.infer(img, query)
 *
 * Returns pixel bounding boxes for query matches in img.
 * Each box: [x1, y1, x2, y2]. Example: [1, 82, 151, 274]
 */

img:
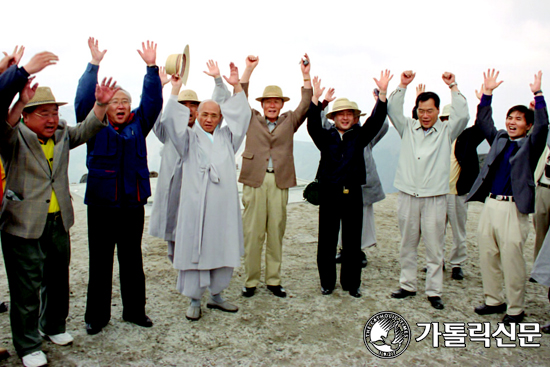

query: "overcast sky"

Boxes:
[3, 0, 550, 179]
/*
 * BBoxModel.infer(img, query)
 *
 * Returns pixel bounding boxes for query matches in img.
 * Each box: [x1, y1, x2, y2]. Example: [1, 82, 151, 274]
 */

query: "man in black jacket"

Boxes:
[307, 70, 391, 297]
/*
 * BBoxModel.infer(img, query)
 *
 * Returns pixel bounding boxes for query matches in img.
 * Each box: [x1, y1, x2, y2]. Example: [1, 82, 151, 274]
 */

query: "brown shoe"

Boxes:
[0, 347, 9, 361]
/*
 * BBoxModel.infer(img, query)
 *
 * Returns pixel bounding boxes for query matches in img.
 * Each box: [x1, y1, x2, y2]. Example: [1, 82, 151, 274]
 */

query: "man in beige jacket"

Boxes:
[239, 55, 313, 298]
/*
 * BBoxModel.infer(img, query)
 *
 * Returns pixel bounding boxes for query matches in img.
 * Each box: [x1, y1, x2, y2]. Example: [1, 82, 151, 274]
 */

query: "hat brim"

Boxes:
[326, 108, 361, 120]
[180, 45, 190, 86]
[255, 96, 290, 102]
[24, 101, 68, 108]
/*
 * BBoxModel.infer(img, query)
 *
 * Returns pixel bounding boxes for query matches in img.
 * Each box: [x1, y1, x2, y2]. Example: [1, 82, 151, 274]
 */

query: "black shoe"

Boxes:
[391, 288, 416, 299]
[542, 322, 550, 334]
[423, 263, 446, 273]
[451, 267, 464, 280]
[0, 302, 7, 313]
[529, 277, 537, 283]
[503, 311, 525, 326]
[361, 251, 368, 268]
[267, 285, 287, 298]
[474, 303, 507, 315]
[428, 296, 444, 310]
[86, 322, 107, 335]
[123, 314, 153, 328]
[321, 287, 333, 295]
[335, 249, 342, 263]
[242, 287, 256, 298]
[349, 288, 362, 298]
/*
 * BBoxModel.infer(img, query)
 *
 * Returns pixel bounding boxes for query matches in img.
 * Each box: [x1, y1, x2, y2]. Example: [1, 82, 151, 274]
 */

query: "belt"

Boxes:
[539, 182, 550, 189]
[47, 211, 62, 221]
[489, 193, 515, 202]
[266, 168, 274, 173]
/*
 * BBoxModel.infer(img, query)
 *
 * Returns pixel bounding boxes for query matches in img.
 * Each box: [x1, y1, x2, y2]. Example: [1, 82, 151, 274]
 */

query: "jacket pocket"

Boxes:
[242, 151, 254, 160]
[85, 168, 118, 204]
[136, 168, 151, 203]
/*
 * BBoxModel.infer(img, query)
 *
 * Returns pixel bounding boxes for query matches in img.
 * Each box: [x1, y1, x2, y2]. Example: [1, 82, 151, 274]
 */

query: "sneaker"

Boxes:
[22, 351, 47, 367]
[39, 330, 74, 346]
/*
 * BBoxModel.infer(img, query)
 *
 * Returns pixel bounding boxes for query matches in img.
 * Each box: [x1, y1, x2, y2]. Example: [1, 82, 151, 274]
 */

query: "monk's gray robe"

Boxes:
[532, 230, 550, 287]
[149, 78, 231, 253]
[161, 90, 251, 296]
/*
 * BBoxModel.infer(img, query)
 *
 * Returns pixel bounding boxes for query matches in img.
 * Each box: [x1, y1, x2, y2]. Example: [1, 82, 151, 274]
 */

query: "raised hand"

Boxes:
[23, 51, 58, 74]
[474, 84, 485, 100]
[530, 70, 543, 95]
[203, 60, 220, 78]
[0, 45, 25, 74]
[373, 69, 393, 92]
[159, 66, 170, 86]
[245, 55, 259, 70]
[416, 83, 426, 97]
[399, 70, 415, 88]
[88, 37, 107, 65]
[223, 62, 240, 86]
[300, 53, 311, 75]
[483, 69, 503, 95]
[442, 72, 456, 86]
[170, 74, 184, 95]
[20, 77, 38, 105]
[324, 88, 336, 103]
[137, 41, 157, 67]
[95, 77, 119, 105]
[312, 76, 325, 101]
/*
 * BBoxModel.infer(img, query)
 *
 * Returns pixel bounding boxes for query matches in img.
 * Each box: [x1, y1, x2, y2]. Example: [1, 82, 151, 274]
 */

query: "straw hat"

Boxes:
[440, 104, 451, 118]
[326, 98, 360, 120]
[177, 89, 200, 103]
[24, 87, 67, 109]
[351, 101, 366, 117]
[255, 85, 290, 102]
[165, 45, 190, 85]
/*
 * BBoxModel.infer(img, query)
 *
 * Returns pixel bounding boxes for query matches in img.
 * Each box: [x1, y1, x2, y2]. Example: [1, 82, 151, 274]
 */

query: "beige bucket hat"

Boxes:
[255, 85, 290, 102]
[165, 44, 190, 85]
[440, 104, 451, 118]
[326, 98, 360, 120]
[24, 87, 67, 109]
[351, 101, 366, 117]
[177, 89, 200, 103]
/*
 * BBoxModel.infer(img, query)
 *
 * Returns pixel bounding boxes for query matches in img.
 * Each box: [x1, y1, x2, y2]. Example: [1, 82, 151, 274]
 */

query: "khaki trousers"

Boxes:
[445, 194, 469, 267]
[478, 198, 530, 316]
[242, 173, 289, 288]
[533, 185, 550, 260]
[397, 192, 446, 297]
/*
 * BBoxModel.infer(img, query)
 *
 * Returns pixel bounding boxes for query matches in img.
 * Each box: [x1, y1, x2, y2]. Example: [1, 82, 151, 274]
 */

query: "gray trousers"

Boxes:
[176, 267, 233, 300]
[445, 194, 468, 267]
[1, 214, 70, 357]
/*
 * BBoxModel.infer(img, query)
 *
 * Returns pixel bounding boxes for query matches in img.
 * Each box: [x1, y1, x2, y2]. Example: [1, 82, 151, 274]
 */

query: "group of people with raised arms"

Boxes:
[0, 39, 549, 367]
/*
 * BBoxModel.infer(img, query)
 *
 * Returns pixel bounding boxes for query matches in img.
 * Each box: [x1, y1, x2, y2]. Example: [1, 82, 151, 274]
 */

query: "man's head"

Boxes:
[327, 98, 361, 133]
[197, 99, 222, 133]
[22, 86, 67, 139]
[440, 104, 451, 122]
[506, 105, 534, 139]
[106, 89, 132, 125]
[415, 92, 440, 129]
[178, 89, 200, 127]
[256, 85, 289, 122]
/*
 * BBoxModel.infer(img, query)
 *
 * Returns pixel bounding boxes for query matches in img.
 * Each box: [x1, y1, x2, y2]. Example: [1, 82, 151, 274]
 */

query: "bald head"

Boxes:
[197, 99, 222, 133]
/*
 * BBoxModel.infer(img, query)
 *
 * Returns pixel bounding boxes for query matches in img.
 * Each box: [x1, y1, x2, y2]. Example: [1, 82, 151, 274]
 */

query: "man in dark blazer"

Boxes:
[0, 80, 115, 366]
[467, 69, 547, 325]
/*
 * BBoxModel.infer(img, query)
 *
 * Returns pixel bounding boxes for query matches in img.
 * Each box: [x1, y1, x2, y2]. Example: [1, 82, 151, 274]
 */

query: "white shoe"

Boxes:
[39, 330, 74, 346]
[185, 305, 201, 321]
[22, 351, 47, 367]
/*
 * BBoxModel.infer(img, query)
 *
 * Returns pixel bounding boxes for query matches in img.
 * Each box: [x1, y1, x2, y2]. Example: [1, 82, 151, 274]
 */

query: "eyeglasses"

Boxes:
[109, 99, 130, 106]
[34, 112, 60, 119]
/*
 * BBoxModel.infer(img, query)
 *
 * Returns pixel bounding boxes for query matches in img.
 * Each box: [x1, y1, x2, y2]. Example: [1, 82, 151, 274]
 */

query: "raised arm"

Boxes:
[291, 53, 314, 131]
[134, 41, 163, 136]
[75, 38, 104, 122]
[151, 66, 173, 144]
[312, 77, 334, 130]
[474, 69, 502, 144]
[359, 70, 392, 147]
[204, 60, 231, 104]
[162, 75, 191, 159]
[0, 45, 24, 74]
[220, 62, 251, 151]
[442, 72, 470, 141]
[387, 70, 416, 137]
[528, 71, 548, 163]
[239, 55, 259, 99]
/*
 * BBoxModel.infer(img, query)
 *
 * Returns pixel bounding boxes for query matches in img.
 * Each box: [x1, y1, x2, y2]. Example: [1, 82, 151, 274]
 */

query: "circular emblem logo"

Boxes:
[363, 311, 411, 359]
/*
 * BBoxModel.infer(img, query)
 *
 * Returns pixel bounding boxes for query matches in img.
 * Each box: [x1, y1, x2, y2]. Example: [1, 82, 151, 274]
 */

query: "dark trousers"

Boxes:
[1, 213, 70, 357]
[317, 184, 363, 291]
[85, 206, 146, 326]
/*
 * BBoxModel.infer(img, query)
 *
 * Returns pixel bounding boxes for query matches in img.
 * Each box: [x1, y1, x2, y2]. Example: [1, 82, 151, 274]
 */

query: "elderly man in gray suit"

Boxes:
[467, 69, 547, 325]
[0, 79, 116, 367]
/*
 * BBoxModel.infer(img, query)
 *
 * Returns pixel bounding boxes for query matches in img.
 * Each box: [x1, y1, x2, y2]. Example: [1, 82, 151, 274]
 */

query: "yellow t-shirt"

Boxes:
[448, 141, 461, 195]
[40, 138, 60, 213]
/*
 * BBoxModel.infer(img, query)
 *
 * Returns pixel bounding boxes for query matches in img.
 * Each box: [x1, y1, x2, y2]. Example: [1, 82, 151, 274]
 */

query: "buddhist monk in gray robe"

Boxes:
[161, 62, 251, 321]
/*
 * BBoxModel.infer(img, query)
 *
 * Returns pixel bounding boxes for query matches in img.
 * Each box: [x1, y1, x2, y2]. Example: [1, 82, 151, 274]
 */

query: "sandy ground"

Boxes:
[1, 193, 550, 366]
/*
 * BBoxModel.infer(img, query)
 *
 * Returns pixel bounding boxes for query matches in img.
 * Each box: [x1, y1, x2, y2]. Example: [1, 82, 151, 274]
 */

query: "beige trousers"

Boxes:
[397, 192, 447, 297]
[445, 194, 469, 267]
[533, 185, 550, 260]
[242, 173, 289, 288]
[478, 198, 530, 316]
